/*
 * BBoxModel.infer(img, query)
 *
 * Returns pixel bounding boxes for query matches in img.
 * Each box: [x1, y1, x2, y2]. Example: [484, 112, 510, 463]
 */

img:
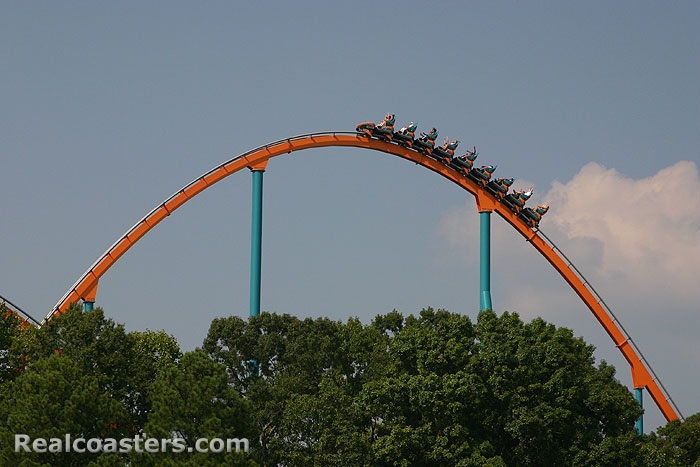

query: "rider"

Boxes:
[398, 122, 415, 134]
[511, 187, 533, 209]
[420, 127, 438, 141]
[458, 147, 477, 159]
[528, 204, 549, 226]
[455, 147, 477, 166]
[376, 113, 395, 129]
[441, 138, 460, 152]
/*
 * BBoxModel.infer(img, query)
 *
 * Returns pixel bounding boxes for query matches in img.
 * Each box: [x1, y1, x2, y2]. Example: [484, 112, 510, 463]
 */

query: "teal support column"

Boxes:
[83, 301, 94, 312]
[635, 388, 644, 435]
[480, 211, 493, 311]
[249, 167, 265, 378]
[250, 169, 264, 318]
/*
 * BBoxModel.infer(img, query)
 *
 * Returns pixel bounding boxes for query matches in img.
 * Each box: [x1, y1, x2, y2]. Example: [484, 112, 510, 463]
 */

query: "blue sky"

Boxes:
[2, 2, 698, 432]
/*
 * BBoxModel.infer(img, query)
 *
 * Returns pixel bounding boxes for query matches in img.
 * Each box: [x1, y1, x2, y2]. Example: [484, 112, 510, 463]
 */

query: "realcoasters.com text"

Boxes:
[15, 434, 249, 454]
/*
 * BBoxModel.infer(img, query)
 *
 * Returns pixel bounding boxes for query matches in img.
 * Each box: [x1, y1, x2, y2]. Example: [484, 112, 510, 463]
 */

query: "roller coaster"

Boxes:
[4, 114, 683, 430]
[357, 113, 548, 227]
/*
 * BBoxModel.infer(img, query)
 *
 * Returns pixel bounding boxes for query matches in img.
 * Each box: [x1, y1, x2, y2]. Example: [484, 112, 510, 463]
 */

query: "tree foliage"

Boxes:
[134, 350, 257, 466]
[648, 412, 700, 466]
[1, 303, 697, 466]
[203, 308, 689, 466]
[0, 302, 24, 383]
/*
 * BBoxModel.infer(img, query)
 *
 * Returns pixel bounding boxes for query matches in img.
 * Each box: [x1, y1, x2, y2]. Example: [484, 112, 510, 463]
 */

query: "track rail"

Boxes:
[42, 131, 681, 422]
[1, 294, 40, 326]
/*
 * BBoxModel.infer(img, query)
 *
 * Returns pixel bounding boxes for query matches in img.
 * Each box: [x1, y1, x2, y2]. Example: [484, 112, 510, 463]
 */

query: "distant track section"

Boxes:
[1, 294, 40, 326]
[43, 131, 681, 422]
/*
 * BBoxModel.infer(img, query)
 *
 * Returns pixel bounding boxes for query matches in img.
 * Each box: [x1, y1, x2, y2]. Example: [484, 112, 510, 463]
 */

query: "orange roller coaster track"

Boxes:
[1, 294, 39, 327]
[43, 131, 681, 422]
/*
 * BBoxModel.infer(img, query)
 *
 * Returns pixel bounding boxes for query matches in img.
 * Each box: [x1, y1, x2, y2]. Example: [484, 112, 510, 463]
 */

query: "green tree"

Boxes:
[204, 312, 386, 466]
[0, 302, 24, 383]
[204, 308, 663, 466]
[0, 353, 130, 466]
[359, 308, 494, 466]
[650, 412, 700, 466]
[137, 350, 257, 466]
[5, 302, 676, 466]
[14, 305, 181, 431]
[474, 310, 645, 466]
[129, 328, 182, 429]
[0, 305, 185, 465]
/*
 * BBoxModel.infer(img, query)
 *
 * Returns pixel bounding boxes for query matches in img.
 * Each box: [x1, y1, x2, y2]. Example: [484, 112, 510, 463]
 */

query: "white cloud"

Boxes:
[545, 161, 700, 295]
